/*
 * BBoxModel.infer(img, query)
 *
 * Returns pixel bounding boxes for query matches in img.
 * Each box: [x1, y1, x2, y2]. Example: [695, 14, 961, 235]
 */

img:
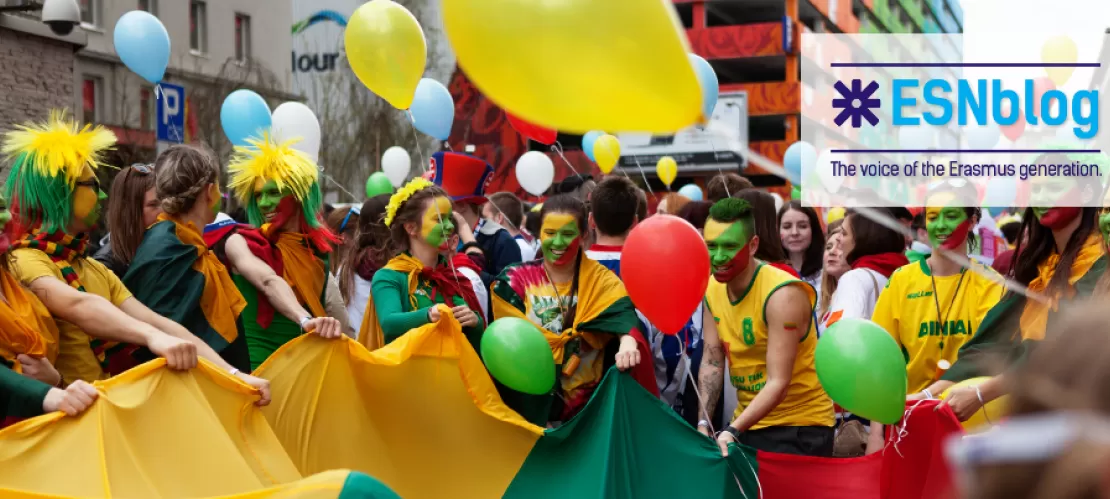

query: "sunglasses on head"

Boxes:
[130, 163, 154, 175]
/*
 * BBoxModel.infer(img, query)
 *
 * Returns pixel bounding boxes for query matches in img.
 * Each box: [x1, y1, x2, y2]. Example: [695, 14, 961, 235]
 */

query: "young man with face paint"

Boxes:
[935, 160, 1108, 423]
[0, 113, 265, 395]
[491, 194, 644, 426]
[207, 135, 346, 370]
[871, 185, 1004, 397]
[696, 198, 833, 457]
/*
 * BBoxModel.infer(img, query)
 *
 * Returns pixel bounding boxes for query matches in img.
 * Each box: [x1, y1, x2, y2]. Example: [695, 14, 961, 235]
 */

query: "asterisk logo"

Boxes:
[832, 79, 881, 128]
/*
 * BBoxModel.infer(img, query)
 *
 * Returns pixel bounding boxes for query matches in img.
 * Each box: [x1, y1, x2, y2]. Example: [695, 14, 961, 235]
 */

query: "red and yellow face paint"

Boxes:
[704, 217, 754, 283]
[540, 212, 580, 266]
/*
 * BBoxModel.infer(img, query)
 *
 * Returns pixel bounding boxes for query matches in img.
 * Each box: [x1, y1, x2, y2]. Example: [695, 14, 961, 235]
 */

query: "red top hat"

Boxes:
[430, 151, 493, 204]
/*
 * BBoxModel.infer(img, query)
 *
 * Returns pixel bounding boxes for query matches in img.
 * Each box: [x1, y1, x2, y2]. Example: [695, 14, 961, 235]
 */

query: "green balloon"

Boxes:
[481, 318, 555, 395]
[366, 172, 394, 198]
[791, 185, 801, 200]
[815, 318, 907, 424]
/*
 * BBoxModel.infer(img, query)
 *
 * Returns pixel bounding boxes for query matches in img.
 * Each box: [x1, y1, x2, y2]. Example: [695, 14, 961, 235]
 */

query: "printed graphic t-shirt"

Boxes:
[10, 248, 133, 383]
[871, 259, 1005, 393]
[704, 264, 833, 429]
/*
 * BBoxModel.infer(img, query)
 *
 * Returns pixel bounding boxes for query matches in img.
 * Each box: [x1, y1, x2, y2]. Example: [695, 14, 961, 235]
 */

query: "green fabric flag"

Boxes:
[504, 367, 759, 498]
[125, 221, 229, 351]
[944, 255, 1108, 382]
[234, 274, 303, 371]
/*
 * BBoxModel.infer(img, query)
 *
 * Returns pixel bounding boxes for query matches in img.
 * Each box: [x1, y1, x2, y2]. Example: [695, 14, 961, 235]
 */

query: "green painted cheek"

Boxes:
[1099, 213, 1110, 246]
[0, 210, 10, 231]
[425, 220, 454, 247]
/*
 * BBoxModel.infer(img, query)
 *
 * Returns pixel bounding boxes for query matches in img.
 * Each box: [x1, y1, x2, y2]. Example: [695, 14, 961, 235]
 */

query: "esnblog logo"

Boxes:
[832, 79, 881, 128]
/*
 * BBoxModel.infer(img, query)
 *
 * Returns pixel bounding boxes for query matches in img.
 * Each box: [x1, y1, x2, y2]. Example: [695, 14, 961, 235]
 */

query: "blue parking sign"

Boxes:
[156, 83, 185, 143]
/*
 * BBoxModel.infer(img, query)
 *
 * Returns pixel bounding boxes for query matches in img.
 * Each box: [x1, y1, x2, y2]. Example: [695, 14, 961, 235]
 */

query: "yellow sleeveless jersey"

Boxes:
[871, 259, 1004, 393]
[705, 264, 834, 429]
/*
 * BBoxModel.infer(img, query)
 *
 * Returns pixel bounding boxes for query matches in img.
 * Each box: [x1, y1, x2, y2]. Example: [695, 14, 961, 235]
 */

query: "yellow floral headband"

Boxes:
[385, 178, 434, 227]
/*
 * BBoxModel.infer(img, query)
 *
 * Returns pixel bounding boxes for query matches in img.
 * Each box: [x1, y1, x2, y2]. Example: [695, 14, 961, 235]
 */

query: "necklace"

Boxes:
[929, 262, 967, 350]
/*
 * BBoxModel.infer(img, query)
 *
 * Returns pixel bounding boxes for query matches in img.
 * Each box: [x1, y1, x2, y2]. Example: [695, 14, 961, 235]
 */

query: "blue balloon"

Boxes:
[784, 141, 815, 184]
[689, 54, 719, 119]
[113, 11, 170, 84]
[221, 90, 272, 147]
[983, 175, 1018, 208]
[582, 130, 604, 162]
[678, 184, 703, 202]
[410, 78, 455, 141]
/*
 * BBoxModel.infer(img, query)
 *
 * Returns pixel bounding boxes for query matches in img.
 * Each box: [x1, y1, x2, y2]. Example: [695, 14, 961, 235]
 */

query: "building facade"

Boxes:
[0, 6, 86, 134]
[72, 0, 294, 163]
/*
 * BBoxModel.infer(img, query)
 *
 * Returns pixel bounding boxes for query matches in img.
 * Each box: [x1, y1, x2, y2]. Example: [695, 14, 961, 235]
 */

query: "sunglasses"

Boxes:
[75, 179, 101, 193]
[130, 163, 153, 175]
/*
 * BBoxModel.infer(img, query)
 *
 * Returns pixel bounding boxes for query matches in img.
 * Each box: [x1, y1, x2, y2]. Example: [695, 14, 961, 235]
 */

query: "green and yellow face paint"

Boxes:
[1099, 209, 1110, 251]
[540, 212, 580, 266]
[704, 217, 754, 283]
[420, 196, 455, 251]
[925, 191, 971, 251]
[71, 165, 105, 230]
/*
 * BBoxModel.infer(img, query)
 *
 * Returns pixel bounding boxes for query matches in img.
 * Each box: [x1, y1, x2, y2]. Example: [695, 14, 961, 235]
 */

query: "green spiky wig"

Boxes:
[1, 111, 116, 234]
[228, 133, 337, 251]
[709, 198, 755, 227]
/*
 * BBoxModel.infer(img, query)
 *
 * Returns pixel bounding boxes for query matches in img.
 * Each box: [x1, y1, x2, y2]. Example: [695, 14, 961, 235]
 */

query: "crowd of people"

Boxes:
[3, 112, 1110, 498]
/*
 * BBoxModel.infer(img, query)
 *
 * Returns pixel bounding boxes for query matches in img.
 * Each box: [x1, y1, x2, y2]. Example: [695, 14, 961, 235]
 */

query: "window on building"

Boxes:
[140, 86, 155, 131]
[138, 0, 157, 16]
[79, 0, 101, 27]
[82, 77, 103, 125]
[190, 1, 207, 53]
[235, 14, 252, 62]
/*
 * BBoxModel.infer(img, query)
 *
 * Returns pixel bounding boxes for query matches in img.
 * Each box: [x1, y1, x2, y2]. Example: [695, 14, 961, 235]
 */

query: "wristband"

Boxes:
[922, 388, 934, 400]
[974, 386, 985, 407]
[718, 426, 741, 440]
[697, 420, 710, 429]
[299, 316, 312, 330]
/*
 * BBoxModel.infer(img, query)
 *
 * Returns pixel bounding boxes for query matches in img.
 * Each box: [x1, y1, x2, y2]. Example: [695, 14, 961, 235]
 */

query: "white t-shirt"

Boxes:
[822, 268, 888, 329]
[514, 235, 537, 261]
[459, 266, 489, 322]
[344, 272, 373, 339]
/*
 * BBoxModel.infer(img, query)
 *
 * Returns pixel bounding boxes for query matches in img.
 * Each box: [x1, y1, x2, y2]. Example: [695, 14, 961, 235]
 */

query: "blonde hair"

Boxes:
[155, 144, 220, 215]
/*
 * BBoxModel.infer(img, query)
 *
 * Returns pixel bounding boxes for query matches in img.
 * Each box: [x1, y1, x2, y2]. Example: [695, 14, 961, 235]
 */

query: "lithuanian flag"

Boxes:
[0, 309, 961, 498]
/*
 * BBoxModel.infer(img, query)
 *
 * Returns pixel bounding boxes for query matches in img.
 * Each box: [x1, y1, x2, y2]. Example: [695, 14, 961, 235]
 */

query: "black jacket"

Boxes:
[474, 220, 522, 278]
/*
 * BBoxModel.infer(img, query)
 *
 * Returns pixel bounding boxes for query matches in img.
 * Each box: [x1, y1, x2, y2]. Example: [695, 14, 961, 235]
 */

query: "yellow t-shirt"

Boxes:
[871, 259, 1005, 393]
[705, 264, 834, 429]
[9, 248, 133, 383]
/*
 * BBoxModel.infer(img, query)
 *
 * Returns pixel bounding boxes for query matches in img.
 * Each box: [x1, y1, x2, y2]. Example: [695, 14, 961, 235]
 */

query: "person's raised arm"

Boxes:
[717, 285, 811, 456]
[697, 305, 725, 437]
[117, 297, 271, 405]
[27, 276, 197, 369]
[223, 233, 340, 338]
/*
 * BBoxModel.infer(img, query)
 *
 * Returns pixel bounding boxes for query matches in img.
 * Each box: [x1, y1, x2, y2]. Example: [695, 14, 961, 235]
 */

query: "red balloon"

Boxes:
[507, 113, 557, 145]
[999, 101, 1025, 142]
[622, 215, 710, 335]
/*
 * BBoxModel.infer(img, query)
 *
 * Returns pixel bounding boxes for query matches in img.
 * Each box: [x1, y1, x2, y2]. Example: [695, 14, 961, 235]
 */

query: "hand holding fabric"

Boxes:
[235, 372, 272, 406]
[42, 380, 98, 416]
[715, 431, 737, 457]
[452, 305, 479, 327]
[427, 305, 443, 323]
[147, 333, 198, 370]
[305, 317, 343, 339]
[17, 354, 60, 386]
[615, 335, 641, 371]
[938, 387, 982, 421]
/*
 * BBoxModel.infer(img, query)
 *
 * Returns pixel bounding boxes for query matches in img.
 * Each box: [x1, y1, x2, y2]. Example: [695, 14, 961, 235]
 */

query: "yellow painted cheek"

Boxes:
[421, 197, 452, 238]
[703, 219, 728, 242]
[72, 188, 97, 220]
[541, 213, 576, 235]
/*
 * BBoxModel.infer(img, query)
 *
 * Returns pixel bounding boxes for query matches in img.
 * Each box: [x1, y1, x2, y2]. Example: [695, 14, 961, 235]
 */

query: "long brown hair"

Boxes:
[818, 219, 844, 317]
[107, 164, 157, 265]
[339, 195, 390, 305]
[326, 206, 359, 273]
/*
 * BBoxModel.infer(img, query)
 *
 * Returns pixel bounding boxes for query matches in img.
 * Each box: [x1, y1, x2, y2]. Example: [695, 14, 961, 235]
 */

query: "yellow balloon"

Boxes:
[442, 0, 701, 133]
[826, 207, 846, 225]
[940, 377, 1009, 432]
[345, 0, 427, 109]
[657, 156, 678, 187]
[1041, 35, 1078, 87]
[593, 134, 621, 174]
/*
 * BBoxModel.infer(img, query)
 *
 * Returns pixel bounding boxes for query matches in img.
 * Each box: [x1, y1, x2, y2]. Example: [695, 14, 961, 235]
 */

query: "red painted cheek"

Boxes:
[941, 219, 973, 250]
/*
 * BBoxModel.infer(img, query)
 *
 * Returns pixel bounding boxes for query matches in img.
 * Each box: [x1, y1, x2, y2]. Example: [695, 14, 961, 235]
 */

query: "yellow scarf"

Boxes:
[1019, 234, 1105, 340]
[357, 254, 424, 351]
[160, 214, 246, 343]
[491, 257, 628, 366]
[0, 269, 58, 370]
[263, 227, 328, 321]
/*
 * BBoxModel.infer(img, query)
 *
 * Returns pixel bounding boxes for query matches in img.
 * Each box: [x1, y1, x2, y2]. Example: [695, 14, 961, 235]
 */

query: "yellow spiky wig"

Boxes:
[2, 111, 116, 233]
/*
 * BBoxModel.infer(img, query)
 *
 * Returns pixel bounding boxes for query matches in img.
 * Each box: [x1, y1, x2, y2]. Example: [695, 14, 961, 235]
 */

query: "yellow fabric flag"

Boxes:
[257, 309, 544, 498]
[0, 359, 301, 498]
[357, 254, 423, 351]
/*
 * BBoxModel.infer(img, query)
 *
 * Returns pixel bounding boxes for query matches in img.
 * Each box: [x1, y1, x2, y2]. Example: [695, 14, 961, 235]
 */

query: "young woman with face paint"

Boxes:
[491, 195, 643, 426]
[696, 198, 834, 457]
[359, 179, 485, 351]
[936, 166, 1107, 423]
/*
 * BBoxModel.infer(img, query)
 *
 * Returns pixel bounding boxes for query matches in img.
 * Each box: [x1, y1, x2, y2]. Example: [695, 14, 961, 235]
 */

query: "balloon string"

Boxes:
[406, 117, 465, 292]
[322, 173, 359, 203]
[632, 155, 655, 197]
[550, 142, 583, 176]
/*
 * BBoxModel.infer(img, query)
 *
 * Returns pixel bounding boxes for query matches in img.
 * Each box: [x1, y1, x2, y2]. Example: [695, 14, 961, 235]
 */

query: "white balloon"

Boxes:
[897, 125, 936, 150]
[816, 150, 844, 193]
[771, 192, 784, 212]
[381, 147, 411, 188]
[271, 102, 321, 163]
[515, 151, 555, 196]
